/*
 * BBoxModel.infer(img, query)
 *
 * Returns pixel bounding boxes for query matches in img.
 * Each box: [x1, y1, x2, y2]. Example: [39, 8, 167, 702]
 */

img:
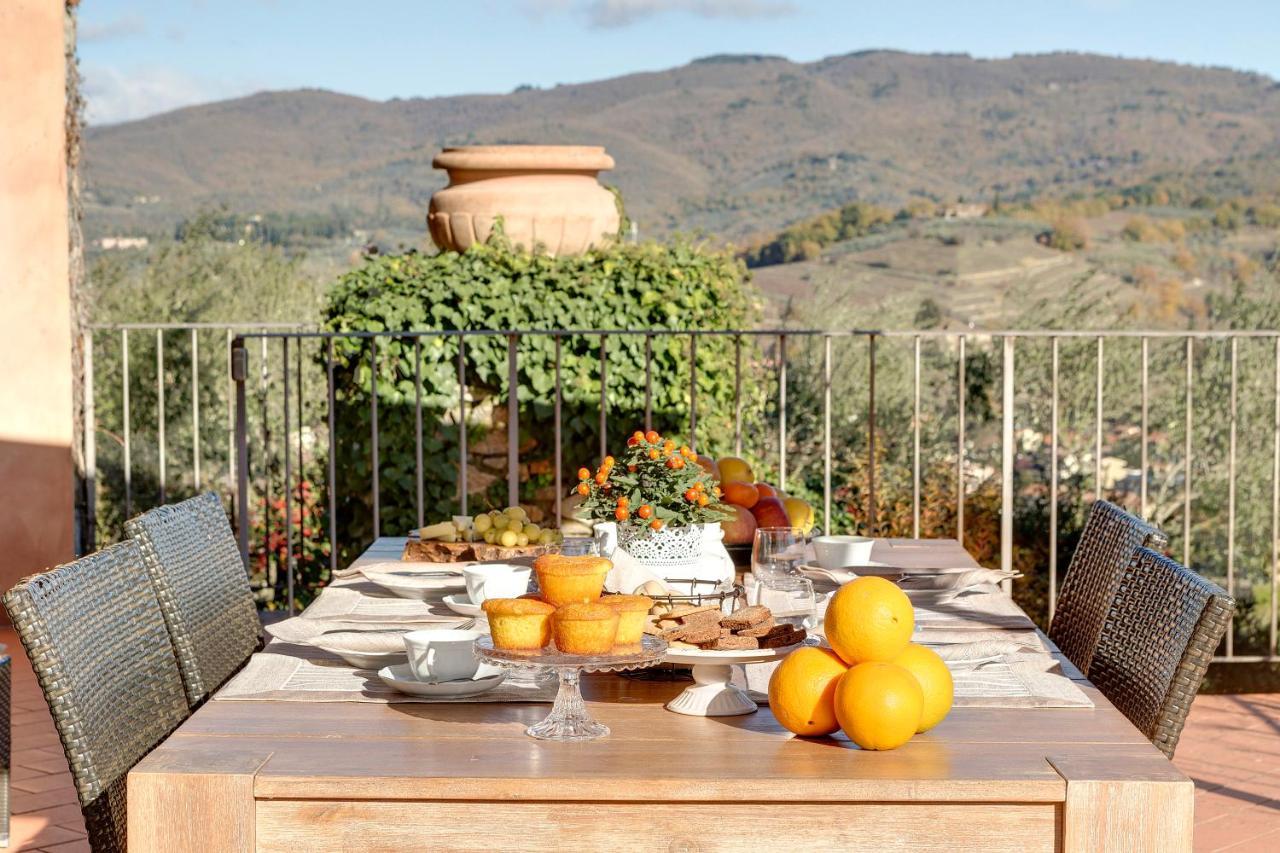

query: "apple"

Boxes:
[717, 456, 754, 485]
[721, 504, 758, 545]
[695, 454, 719, 477]
[751, 496, 791, 529]
[783, 497, 815, 534]
[755, 482, 778, 499]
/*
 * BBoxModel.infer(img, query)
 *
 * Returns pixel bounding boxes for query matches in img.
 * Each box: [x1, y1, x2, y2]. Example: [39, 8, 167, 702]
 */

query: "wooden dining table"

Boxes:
[127, 537, 1192, 852]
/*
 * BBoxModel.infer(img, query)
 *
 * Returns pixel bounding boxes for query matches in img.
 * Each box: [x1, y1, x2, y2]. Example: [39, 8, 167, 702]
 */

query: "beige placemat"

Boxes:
[215, 641, 555, 704]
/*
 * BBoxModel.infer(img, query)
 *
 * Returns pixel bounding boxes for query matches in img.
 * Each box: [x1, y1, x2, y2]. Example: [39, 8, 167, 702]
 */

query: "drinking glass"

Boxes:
[752, 527, 807, 587]
[753, 577, 817, 629]
[557, 536, 600, 557]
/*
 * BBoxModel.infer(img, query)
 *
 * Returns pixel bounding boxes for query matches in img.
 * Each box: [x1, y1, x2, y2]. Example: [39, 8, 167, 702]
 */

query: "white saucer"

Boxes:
[442, 594, 484, 617]
[363, 568, 466, 601]
[311, 628, 409, 670]
[376, 663, 504, 698]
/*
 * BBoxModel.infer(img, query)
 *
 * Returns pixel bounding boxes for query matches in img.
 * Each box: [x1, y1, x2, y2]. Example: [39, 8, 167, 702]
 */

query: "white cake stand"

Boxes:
[662, 639, 814, 716]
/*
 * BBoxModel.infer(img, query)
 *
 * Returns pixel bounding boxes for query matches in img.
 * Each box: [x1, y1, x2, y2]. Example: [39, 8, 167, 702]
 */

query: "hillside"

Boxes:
[83, 51, 1280, 243]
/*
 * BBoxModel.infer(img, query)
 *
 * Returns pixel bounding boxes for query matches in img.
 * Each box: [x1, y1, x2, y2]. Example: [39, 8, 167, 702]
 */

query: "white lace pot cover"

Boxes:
[597, 521, 735, 595]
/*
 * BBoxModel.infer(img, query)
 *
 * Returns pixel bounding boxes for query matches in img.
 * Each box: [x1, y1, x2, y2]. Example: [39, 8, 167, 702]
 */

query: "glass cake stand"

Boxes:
[474, 634, 667, 741]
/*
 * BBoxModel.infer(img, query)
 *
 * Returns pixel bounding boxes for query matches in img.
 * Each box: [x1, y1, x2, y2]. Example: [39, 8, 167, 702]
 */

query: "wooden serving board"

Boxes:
[401, 539, 553, 563]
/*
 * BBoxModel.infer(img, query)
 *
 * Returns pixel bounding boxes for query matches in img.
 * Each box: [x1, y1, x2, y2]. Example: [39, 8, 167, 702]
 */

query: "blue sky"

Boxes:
[79, 0, 1280, 125]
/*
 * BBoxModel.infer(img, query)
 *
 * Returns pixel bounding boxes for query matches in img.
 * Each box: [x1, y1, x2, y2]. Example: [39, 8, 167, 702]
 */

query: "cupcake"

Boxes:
[532, 554, 612, 607]
[552, 603, 620, 655]
[600, 594, 655, 648]
[482, 597, 555, 650]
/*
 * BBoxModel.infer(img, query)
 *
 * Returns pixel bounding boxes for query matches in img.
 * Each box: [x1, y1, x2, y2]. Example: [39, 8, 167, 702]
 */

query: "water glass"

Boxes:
[557, 536, 600, 557]
[752, 527, 807, 586]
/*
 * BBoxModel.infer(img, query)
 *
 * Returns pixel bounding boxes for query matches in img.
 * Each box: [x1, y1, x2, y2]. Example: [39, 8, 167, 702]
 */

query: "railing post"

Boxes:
[1140, 336, 1149, 518]
[778, 333, 787, 491]
[156, 329, 166, 505]
[1001, 336, 1014, 590]
[370, 336, 380, 538]
[689, 333, 697, 453]
[1184, 337, 1193, 567]
[912, 335, 920, 539]
[1049, 336, 1059, 618]
[82, 329, 96, 554]
[122, 328, 132, 518]
[191, 328, 201, 491]
[956, 334, 965, 545]
[867, 334, 876, 530]
[231, 336, 250, 571]
[326, 337, 337, 576]
[508, 334, 519, 508]
[823, 335, 832, 534]
[282, 336, 294, 614]
[458, 335, 468, 518]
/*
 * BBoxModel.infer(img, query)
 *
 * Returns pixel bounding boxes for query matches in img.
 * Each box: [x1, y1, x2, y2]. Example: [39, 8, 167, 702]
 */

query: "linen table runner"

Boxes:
[215, 640, 556, 704]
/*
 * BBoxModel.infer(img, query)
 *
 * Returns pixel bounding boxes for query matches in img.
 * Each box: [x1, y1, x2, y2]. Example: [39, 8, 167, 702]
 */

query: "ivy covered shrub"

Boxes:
[322, 235, 758, 560]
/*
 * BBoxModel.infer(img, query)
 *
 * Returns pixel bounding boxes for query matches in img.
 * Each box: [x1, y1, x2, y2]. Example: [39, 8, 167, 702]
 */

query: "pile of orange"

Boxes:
[767, 576, 954, 750]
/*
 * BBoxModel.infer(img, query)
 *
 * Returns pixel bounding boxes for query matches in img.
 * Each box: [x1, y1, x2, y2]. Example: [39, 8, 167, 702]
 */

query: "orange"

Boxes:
[893, 644, 954, 733]
[721, 480, 760, 509]
[716, 456, 754, 484]
[834, 662, 923, 750]
[824, 576, 914, 665]
[767, 647, 849, 737]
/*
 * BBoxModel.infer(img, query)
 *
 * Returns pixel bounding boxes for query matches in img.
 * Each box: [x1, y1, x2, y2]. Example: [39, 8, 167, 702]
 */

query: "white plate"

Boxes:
[363, 568, 466, 601]
[442, 594, 484, 617]
[310, 629, 409, 670]
[376, 663, 505, 698]
[661, 638, 813, 666]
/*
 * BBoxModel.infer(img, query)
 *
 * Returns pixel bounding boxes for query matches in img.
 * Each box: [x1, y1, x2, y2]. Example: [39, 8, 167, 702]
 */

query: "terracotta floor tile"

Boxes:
[24, 801, 86, 829]
[11, 784, 80, 814]
[4, 814, 86, 850]
[39, 839, 93, 853]
[16, 755, 70, 776]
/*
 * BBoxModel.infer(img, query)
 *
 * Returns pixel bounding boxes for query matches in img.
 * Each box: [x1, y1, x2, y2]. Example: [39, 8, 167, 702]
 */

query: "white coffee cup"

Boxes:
[463, 563, 531, 605]
[403, 629, 484, 682]
[812, 535, 875, 570]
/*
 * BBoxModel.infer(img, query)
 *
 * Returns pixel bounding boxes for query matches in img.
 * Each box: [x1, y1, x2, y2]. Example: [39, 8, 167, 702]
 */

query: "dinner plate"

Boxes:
[442, 594, 484, 617]
[801, 561, 972, 583]
[310, 628, 410, 670]
[377, 664, 504, 698]
[362, 568, 466, 601]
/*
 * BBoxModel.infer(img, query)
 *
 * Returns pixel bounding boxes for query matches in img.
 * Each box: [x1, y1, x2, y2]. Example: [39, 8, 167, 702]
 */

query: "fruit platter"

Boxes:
[403, 505, 565, 562]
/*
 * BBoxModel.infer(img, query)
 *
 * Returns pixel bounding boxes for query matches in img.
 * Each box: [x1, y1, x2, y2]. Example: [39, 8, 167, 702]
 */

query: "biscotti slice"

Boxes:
[757, 627, 806, 649]
[734, 618, 780, 638]
[707, 635, 758, 651]
[676, 608, 724, 627]
[720, 605, 771, 630]
[666, 604, 719, 621]
[678, 623, 724, 645]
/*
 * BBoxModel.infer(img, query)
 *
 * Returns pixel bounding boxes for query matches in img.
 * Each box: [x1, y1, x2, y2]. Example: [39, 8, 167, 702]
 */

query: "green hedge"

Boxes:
[322, 236, 758, 561]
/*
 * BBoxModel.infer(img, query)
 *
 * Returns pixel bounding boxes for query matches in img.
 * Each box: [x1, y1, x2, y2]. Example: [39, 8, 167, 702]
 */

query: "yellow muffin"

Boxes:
[600, 594, 655, 647]
[482, 597, 555, 650]
[533, 554, 612, 607]
[552, 603, 620, 655]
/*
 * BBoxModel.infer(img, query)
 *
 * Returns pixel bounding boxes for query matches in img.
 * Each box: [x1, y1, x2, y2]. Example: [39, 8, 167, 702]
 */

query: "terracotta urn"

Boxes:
[428, 145, 619, 256]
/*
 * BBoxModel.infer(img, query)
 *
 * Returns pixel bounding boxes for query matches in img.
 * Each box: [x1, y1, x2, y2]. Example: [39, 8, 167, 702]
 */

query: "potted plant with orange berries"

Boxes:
[576, 429, 733, 573]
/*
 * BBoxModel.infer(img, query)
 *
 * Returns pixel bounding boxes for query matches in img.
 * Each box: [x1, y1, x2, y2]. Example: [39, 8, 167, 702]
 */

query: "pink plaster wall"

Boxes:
[0, 0, 75, 602]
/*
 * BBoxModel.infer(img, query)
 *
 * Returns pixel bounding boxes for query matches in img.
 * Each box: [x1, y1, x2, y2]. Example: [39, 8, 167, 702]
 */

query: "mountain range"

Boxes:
[83, 50, 1280, 243]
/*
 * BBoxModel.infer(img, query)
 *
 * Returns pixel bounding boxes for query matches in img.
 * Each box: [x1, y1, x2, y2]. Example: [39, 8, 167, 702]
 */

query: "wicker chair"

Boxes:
[1048, 500, 1166, 677]
[1, 652, 9, 848]
[3, 541, 190, 852]
[1089, 546, 1234, 757]
[125, 492, 261, 709]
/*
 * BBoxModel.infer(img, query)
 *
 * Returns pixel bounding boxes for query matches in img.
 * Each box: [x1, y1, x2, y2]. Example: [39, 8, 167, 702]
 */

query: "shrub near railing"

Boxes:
[322, 234, 759, 564]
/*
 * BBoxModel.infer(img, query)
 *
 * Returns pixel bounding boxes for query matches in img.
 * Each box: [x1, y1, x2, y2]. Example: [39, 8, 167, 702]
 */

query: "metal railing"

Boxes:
[79, 323, 1280, 662]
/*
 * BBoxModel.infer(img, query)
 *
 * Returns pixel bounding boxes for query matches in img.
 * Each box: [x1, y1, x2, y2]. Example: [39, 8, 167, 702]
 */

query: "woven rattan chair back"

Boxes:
[3, 541, 189, 852]
[125, 492, 261, 708]
[1049, 500, 1165, 677]
[1089, 546, 1233, 757]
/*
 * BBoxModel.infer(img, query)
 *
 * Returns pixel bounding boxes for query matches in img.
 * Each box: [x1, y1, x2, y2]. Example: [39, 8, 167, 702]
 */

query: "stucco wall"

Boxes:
[0, 0, 75, 598]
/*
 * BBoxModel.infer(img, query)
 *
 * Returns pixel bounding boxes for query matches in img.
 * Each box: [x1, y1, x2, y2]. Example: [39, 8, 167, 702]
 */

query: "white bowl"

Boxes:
[462, 563, 531, 605]
[812, 535, 875, 570]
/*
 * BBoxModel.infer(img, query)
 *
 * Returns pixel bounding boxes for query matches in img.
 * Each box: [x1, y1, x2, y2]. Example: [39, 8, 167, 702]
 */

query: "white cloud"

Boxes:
[524, 0, 798, 28]
[79, 13, 147, 43]
[81, 65, 252, 125]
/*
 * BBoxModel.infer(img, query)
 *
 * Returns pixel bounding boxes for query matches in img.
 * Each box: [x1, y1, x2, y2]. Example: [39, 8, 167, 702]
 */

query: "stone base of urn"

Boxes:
[428, 145, 620, 257]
